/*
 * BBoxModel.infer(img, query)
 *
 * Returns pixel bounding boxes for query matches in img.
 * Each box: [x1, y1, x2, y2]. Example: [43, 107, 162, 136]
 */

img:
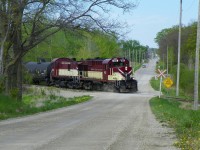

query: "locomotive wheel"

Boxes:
[113, 87, 118, 93]
[118, 88, 121, 93]
[132, 83, 138, 92]
[46, 80, 51, 86]
[67, 82, 74, 89]
[83, 82, 93, 90]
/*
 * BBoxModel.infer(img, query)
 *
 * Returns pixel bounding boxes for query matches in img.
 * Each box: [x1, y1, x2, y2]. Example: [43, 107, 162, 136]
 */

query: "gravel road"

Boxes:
[0, 59, 178, 150]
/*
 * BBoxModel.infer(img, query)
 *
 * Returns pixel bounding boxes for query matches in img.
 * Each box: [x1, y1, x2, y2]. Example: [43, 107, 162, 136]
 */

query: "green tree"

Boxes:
[120, 40, 148, 63]
[155, 22, 197, 69]
[93, 32, 119, 58]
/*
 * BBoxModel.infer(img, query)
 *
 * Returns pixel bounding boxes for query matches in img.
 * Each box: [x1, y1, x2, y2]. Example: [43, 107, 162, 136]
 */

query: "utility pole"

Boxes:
[132, 43, 135, 73]
[194, 0, 200, 110]
[163, 54, 165, 70]
[139, 50, 140, 64]
[176, 0, 182, 96]
[132, 51, 134, 73]
[167, 45, 169, 76]
[136, 49, 138, 66]
[129, 48, 131, 67]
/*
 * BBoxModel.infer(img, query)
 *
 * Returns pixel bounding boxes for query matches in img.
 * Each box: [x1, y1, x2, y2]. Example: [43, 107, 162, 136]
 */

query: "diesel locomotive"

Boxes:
[25, 57, 138, 92]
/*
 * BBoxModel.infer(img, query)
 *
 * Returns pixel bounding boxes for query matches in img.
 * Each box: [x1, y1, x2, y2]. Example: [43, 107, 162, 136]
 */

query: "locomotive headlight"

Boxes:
[125, 67, 127, 71]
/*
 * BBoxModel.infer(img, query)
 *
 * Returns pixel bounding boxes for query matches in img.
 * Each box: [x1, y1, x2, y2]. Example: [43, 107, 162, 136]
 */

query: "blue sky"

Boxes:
[115, 0, 198, 48]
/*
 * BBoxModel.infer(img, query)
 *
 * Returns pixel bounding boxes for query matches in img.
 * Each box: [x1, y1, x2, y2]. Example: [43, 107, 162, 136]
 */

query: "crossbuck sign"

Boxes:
[157, 69, 166, 98]
[157, 69, 166, 78]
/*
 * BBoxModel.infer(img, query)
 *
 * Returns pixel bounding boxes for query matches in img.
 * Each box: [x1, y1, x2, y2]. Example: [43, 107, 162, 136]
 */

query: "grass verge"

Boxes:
[150, 77, 200, 149]
[150, 97, 200, 149]
[0, 93, 91, 121]
[150, 77, 192, 100]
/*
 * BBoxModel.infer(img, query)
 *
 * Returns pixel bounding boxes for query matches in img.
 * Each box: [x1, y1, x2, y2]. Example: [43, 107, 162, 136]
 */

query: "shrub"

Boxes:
[10, 88, 19, 99]
[171, 64, 195, 95]
[40, 88, 46, 96]
[22, 69, 33, 84]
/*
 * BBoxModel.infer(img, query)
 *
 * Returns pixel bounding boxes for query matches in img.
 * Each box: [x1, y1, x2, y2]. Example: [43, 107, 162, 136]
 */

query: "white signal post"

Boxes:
[157, 69, 166, 98]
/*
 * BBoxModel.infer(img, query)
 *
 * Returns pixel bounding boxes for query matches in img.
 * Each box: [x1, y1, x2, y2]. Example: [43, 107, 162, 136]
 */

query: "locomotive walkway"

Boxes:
[0, 59, 177, 150]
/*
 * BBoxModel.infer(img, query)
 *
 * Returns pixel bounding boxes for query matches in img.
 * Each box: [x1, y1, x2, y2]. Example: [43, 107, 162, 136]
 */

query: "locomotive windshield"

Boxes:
[113, 62, 125, 67]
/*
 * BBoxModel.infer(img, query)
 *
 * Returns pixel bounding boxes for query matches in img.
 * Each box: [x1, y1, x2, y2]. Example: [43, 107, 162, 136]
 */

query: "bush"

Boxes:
[10, 88, 19, 99]
[22, 69, 33, 84]
[171, 64, 195, 95]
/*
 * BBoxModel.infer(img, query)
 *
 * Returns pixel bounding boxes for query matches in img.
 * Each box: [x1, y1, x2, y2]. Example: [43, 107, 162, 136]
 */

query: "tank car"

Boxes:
[25, 61, 50, 84]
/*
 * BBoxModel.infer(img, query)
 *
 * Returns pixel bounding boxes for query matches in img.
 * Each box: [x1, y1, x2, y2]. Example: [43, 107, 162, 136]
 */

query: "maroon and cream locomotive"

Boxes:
[25, 57, 138, 92]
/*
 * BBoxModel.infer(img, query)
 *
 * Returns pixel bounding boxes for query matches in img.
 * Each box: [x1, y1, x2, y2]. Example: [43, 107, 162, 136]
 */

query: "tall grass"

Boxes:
[150, 76, 200, 149]
[150, 97, 200, 149]
[0, 94, 91, 120]
[150, 77, 193, 100]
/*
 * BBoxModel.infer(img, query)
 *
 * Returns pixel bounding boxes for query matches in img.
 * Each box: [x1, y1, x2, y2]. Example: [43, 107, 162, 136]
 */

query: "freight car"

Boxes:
[25, 61, 51, 84]
[25, 57, 138, 92]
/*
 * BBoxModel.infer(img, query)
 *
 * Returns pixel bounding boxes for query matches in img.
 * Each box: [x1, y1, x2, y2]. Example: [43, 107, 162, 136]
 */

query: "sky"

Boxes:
[115, 0, 199, 48]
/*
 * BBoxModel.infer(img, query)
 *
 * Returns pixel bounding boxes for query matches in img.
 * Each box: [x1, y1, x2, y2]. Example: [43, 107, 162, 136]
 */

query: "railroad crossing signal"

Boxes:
[157, 69, 166, 98]
[157, 69, 166, 78]
[163, 77, 173, 88]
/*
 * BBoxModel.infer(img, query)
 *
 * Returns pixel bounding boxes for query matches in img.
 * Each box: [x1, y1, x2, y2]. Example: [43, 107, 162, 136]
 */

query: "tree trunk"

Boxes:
[4, 13, 22, 100]
[17, 58, 22, 100]
[0, 47, 3, 75]
[5, 56, 22, 100]
[4, 0, 23, 101]
[5, 64, 17, 96]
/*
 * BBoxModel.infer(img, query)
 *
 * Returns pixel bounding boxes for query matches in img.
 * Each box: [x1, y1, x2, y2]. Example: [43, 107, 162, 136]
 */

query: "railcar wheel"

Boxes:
[113, 87, 118, 93]
[67, 82, 74, 89]
[83, 82, 93, 90]
[117, 87, 121, 93]
[131, 84, 138, 92]
[46, 79, 51, 86]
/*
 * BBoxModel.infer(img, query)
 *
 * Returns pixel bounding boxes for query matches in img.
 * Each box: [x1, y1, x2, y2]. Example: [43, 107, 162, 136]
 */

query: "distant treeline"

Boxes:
[24, 30, 122, 62]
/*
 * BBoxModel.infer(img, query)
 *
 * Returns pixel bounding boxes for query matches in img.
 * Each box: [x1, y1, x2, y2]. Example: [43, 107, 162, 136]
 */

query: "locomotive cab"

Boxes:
[102, 58, 137, 92]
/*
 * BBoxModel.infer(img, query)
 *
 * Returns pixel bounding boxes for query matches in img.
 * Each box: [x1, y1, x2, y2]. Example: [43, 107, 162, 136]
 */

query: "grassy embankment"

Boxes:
[0, 87, 91, 120]
[150, 78, 200, 149]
